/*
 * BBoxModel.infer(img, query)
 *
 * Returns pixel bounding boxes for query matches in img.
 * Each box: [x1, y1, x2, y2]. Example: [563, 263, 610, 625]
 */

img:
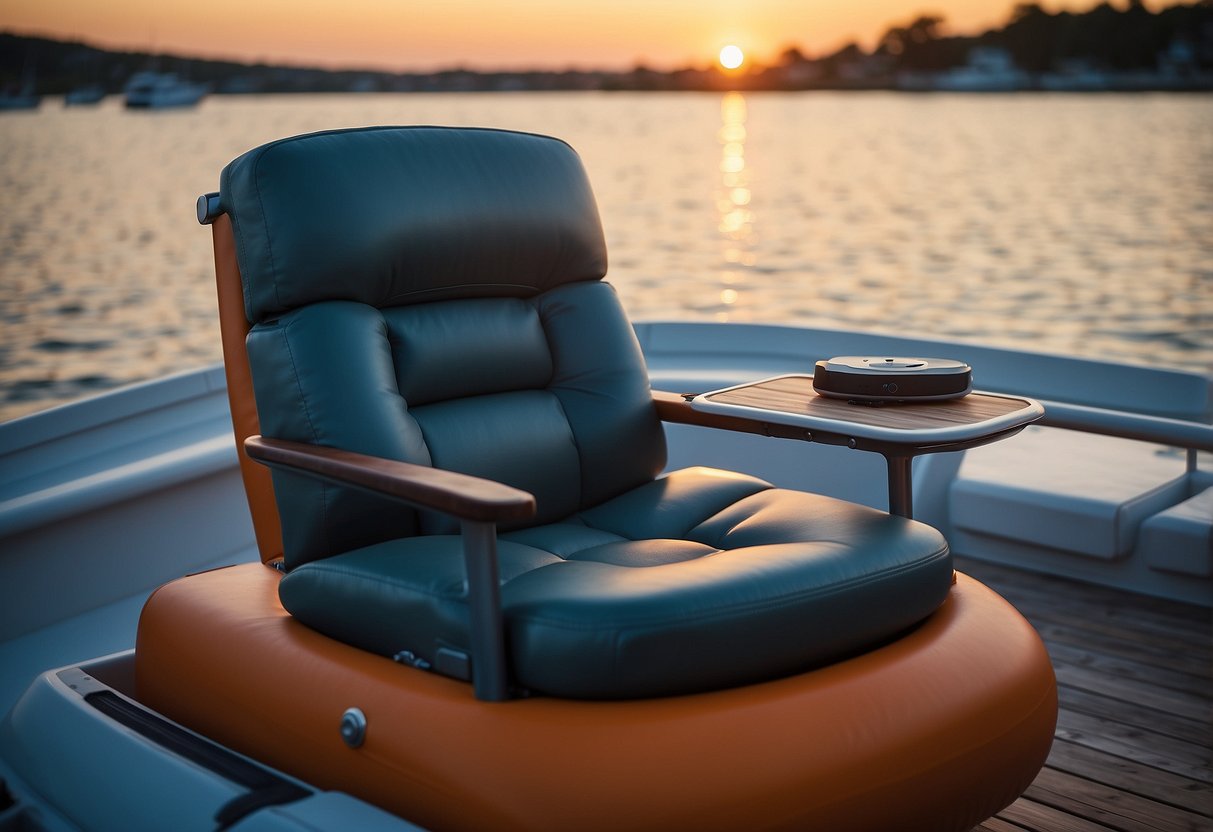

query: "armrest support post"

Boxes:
[243, 435, 530, 701]
[462, 520, 510, 702]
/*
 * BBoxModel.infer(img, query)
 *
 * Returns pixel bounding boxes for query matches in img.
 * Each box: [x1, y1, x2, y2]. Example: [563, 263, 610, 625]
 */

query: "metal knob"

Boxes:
[196, 192, 222, 225]
[340, 707, 367, 748]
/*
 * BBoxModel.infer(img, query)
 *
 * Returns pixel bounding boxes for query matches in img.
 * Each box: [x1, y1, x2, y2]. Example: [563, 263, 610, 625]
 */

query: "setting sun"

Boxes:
[719, 44, 745, 70]
[0, 1, 1073, 72]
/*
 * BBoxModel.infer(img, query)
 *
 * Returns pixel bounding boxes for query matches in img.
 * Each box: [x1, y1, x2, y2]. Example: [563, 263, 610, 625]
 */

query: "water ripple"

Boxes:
[1, 92, 1210, 422]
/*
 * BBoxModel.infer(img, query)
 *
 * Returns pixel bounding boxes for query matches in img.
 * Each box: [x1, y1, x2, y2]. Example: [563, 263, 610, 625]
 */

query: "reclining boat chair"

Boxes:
[140, 125, 1056, 831]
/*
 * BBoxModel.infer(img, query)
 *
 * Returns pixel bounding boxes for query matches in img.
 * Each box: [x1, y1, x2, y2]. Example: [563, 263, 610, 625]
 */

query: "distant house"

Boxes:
[781, 61, 823, 86]
[1039, 58, 1109, 91]
[1157, 40, 1197, 76]
[835, 53, 894, 83]
[932, 47, 1029, 91]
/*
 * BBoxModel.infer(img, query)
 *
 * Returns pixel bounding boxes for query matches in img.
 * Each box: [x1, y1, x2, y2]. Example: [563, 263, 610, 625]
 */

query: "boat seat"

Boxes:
[143, 123, 1059, 830]
[216, 125, 951, 699]
[951, 425, 1189, 560]
[1138, 486, 1213, 578]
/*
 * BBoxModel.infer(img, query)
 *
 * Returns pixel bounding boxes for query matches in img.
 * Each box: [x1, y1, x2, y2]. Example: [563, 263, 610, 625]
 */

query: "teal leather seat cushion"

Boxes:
[279, 467, 952, 699]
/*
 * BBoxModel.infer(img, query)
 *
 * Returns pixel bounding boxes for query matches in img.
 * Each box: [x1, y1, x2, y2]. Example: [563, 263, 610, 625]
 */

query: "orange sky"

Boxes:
[0, 0, 1166, 71]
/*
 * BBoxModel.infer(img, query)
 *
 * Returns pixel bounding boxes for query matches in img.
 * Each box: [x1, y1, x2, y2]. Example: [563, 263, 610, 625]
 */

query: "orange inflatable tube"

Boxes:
[137, 564, 1055, 832]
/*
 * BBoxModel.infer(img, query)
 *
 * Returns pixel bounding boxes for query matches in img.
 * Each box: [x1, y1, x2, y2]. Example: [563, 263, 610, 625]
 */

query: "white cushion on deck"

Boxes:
[1139, 488, 1213, 577]
[951, 426, 1189, 560]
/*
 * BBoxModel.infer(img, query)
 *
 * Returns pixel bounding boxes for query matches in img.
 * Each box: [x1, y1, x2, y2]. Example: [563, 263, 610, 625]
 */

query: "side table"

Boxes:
[690, 374, 1044, 518]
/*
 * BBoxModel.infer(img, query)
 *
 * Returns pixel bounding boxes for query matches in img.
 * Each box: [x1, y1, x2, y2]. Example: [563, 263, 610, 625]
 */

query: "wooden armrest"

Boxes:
[652, 389, 775, 437]
[244, 436, 536, 524]
[247, 434, 524, 700]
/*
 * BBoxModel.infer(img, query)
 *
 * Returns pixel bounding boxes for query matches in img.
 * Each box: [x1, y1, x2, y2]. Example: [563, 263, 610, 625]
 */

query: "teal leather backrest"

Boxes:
[220, 126, 608, 323]
[228, 127, 665, 568]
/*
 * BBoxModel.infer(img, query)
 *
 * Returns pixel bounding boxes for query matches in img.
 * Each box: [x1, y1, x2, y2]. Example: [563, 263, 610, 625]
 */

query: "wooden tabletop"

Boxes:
[694, 374, 1043, 444]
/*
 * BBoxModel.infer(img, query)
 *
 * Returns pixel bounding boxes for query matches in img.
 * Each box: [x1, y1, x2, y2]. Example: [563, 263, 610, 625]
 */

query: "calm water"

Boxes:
[1, 92, 1211, 422]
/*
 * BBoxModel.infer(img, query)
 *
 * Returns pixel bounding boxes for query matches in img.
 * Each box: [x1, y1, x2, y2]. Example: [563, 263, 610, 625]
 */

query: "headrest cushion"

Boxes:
[220, 126, 608, 323]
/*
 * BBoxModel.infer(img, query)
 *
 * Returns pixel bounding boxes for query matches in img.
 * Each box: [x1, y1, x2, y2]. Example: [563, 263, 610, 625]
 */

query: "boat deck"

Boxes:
[956, 557, 1213, 832]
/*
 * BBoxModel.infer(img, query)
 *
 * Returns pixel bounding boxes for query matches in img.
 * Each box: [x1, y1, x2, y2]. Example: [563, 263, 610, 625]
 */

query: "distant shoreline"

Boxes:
[3, 2, 1212, 96]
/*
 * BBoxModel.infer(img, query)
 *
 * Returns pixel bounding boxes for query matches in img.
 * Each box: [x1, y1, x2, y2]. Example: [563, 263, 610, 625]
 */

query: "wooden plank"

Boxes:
[1024, 767, 1213, 832]
[1030, 617, 1213, 678]
[1043, 602, 1208, 653]
[1044, 739, 1213, 817]
[997, 796, 1119, 831]
[975, 569, 1213, 648]
[1058, 686, 1213, 746]
[1046, 640, 1213, 699]
[1052, 661, 1211, 725]
[1056, 709, 1213, 783]
[954, 556, 1207, 617]
[976, 817, 1034, 831]
[955, 557, 1213, 832]
[969, 578, 1213, 657]
[957, 558, 1212, 629]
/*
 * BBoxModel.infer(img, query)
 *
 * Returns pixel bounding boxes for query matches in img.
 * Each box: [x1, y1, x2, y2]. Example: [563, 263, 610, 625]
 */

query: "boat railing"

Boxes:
[1037, 399, 1213, 460]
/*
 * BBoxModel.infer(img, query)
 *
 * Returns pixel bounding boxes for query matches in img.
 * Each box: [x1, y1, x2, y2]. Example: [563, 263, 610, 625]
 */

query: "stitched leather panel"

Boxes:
[247, 302, 431, 566]
[386, 298, 553, 406]
[538, 282, 667, 508]
[411, 391, 582, 533]
[248, 283, 666, 566]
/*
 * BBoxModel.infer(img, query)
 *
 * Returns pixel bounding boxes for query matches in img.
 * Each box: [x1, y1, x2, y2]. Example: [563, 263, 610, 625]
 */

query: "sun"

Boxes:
[719, 44, 745, 71]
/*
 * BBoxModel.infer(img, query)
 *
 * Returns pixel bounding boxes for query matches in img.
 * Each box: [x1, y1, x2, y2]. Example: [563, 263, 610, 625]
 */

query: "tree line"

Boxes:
[850, 0, 1211, 73]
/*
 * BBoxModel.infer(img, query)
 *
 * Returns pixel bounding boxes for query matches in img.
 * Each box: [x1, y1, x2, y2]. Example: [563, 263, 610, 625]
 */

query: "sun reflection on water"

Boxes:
[716, 92, 754, 320]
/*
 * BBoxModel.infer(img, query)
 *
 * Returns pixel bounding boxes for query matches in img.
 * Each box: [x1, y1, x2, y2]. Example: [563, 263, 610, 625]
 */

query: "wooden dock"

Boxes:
[957, 558, 1213, 832]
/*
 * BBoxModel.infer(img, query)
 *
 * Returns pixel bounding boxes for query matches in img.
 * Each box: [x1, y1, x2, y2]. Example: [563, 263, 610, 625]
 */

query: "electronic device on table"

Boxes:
[812, 356, 972, 403]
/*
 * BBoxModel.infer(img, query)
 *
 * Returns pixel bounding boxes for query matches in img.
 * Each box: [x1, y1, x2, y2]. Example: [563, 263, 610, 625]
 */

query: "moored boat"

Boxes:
[1, 50, 41, 111]
[64, 85, 106, 106]
[0, 83, 40, 111]
[123, 72, 209, 109]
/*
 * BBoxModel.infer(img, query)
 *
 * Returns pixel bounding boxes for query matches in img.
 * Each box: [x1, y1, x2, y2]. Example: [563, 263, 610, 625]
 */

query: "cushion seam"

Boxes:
[249, 146, 283, 314]
[534, 296, 584, 512]
[509, 545, 951, 631]
[286, 544, 950, 615]
[287, 560, 482, 602]
[380, 282, 540, 306]
[279, 319, 330, 558]
[563, 540, 721, 565]
[682, 483, 778, 544]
